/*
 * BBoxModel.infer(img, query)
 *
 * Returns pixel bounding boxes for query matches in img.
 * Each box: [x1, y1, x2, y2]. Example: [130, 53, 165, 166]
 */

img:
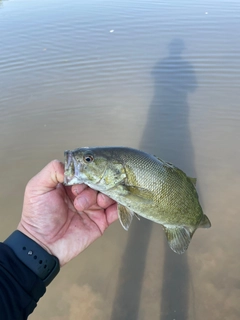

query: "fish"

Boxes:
[64, 146, 211, 254]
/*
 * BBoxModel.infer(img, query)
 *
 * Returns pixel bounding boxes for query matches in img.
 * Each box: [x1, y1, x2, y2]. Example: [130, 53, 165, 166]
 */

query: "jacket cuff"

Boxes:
[0, 242, 46, 318]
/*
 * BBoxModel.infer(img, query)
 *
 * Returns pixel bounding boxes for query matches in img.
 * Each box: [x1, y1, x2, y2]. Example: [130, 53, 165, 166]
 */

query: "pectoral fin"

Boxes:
[125, 185, 153, 203]
[118, 204, 135, 231]
[163, 226, 193, 254]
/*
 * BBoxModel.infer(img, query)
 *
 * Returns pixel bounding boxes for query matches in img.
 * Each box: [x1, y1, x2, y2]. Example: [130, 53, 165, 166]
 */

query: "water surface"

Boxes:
[0, 1, 240, 319]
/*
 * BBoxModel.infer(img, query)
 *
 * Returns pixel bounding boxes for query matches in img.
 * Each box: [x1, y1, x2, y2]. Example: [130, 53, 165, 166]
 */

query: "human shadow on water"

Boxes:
[110, 39, 197, 320]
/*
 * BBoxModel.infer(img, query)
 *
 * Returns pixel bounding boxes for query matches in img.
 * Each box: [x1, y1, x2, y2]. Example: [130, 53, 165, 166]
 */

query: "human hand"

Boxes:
[17, 160, 118, 266]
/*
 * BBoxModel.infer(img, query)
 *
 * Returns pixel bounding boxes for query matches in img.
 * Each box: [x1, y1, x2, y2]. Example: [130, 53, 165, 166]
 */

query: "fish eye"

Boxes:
[84, 154, 94, 163]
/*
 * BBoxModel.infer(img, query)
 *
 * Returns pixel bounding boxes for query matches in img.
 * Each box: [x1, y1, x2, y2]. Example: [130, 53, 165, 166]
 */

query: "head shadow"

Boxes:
[142, 38, 197, 175]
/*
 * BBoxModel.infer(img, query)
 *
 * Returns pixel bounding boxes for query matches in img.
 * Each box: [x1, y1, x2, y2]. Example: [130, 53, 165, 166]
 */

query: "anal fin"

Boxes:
[163, 226, 192, 254]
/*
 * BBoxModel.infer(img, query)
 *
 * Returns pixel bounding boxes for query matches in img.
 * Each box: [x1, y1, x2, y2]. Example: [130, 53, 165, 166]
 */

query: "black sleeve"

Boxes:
[0, 243, 46, 320]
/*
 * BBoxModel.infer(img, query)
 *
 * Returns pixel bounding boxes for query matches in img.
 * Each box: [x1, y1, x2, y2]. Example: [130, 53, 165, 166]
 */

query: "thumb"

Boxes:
[26, 160, 64, 195]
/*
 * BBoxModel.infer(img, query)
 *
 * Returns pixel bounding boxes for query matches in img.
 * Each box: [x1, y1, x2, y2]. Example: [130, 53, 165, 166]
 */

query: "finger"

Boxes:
[105, 203, 118, 225]
[26, 160, 64, 195]
[71, 184, 88, 196]
[74, 188, 98, 212]
[97, 193, 116, 209]
[84, 203, 118, 233]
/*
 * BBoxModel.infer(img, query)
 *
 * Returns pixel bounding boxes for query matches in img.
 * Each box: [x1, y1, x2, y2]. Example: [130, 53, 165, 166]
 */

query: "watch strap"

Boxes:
[4, 230, 60, 286]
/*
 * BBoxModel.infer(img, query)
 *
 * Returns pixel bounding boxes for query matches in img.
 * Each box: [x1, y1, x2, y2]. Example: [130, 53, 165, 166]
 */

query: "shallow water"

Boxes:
[0, 0, 240, 319]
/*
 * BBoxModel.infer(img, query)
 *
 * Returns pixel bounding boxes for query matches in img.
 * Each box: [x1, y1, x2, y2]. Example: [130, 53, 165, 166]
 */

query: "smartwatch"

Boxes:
[4, 230, 60, 286]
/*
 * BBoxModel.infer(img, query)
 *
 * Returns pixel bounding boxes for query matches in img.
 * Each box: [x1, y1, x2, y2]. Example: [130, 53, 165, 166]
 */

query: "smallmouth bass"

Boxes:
[64, 147, 211, 254]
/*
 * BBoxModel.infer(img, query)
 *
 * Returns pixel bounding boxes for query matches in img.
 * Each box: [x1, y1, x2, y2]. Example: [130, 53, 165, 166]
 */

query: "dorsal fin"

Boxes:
[188, 177, 197, 186]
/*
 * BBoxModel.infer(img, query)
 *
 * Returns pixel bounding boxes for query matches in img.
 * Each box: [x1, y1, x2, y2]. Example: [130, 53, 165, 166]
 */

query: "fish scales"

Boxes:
[106, 148, 201, 225]
[64, 147, 211, 254]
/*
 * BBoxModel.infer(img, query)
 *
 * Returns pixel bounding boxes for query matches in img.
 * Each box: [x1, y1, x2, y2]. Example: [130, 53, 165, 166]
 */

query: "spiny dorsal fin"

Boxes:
[118, 204, 135, 231]
[163, 226, 193, 254]
[198, 214, 211, 228]
[155, 155, 198, 187]
[154, 156, 174, 168]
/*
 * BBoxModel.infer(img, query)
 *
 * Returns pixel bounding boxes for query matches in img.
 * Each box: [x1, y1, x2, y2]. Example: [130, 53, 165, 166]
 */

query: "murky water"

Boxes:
[1, 0, 240, 319]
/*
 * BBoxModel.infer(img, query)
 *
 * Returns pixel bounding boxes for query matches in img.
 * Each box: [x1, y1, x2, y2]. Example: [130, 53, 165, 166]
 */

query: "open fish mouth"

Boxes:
[64, 150, 82, 185]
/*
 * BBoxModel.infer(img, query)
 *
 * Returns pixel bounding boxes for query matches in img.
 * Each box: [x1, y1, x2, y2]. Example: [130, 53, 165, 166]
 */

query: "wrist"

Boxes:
[4, 230, 60, 286]
[17, 223, 52, 255]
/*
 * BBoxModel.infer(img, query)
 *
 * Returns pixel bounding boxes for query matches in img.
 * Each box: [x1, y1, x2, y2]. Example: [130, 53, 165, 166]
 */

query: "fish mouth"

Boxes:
[64, 150, 82, 185]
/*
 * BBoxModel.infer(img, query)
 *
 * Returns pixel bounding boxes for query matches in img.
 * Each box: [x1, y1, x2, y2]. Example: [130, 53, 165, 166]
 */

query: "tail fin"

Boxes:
[198, 214, 211, 228]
